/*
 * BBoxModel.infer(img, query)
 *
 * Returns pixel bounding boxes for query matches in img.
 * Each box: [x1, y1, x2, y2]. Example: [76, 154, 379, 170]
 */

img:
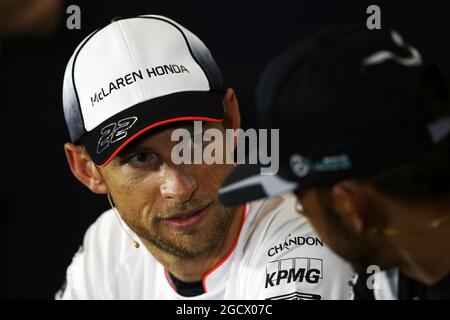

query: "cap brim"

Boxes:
[219, 162, 298, 207]
[80, 91, 224, 166]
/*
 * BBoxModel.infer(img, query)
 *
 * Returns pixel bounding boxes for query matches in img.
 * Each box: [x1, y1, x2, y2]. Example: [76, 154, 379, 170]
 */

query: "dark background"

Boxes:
[0, 0, 448, 299]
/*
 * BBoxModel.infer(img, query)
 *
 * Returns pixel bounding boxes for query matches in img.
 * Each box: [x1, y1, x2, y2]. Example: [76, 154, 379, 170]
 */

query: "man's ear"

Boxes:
[329, 181, 373, 234]
[223, 88, 241, 131]
[64, 143, 108, 194]
[222, 88, 241, 152]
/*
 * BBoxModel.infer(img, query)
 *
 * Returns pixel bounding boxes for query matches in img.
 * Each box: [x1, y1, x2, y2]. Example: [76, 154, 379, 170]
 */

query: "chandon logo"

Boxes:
[265, 257, 323, 288]
[268, 234, 323, 257]
[97, 116, 138, 154]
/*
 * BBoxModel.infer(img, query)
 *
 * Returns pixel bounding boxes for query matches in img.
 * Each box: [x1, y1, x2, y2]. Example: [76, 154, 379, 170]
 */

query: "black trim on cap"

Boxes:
[219, 161, 298, 207]
[80, 91, 225, 166]
[70, 28, 102, 140]
[219, 184, 267, 207]
[219, 118, 436, 207]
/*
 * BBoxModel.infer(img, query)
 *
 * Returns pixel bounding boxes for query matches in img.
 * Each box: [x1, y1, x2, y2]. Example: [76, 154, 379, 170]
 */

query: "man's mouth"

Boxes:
[160, 203, 211, 229]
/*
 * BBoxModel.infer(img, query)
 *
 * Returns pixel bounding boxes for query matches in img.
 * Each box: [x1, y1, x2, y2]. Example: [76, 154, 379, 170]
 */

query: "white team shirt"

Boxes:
[57, 194, 354, 300]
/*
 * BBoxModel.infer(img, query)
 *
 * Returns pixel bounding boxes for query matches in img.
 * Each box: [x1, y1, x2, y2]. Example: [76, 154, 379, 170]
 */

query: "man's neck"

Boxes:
[397, 226, 450, 285]
[387, 202, 450, 285]
[146, 204, 245, 283]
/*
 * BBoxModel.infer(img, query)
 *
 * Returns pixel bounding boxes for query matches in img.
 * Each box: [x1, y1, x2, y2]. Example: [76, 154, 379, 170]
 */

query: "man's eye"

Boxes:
[127, 153, 156, 165]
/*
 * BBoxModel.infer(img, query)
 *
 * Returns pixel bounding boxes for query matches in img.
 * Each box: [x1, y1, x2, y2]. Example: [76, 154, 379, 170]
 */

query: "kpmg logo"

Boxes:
[265, 257, 323, 288]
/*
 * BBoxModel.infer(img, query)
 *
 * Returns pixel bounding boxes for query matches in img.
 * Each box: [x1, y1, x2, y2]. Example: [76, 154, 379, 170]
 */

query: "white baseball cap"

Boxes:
[63, 15, 225, 166]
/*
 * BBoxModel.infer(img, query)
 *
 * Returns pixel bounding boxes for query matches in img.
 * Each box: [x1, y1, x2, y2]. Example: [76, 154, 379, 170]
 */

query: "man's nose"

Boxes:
[160, 166, 198, 203]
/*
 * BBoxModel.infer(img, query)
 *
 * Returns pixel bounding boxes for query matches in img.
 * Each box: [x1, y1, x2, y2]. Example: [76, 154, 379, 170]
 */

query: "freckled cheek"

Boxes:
[113, 177, 161, 225]
[134, 183, 162, 225]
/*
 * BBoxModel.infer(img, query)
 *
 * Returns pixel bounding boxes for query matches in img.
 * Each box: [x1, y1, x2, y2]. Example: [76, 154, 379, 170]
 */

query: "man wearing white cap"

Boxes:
[58, 15, 353, 300]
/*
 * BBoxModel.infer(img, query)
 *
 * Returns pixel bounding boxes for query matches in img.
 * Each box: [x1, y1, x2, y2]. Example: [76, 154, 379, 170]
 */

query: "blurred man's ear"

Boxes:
[329, 181, 374, 235]
[222, 88, 241, 154]
[64, 143, 108, 194]
[223, 88, 241, 131]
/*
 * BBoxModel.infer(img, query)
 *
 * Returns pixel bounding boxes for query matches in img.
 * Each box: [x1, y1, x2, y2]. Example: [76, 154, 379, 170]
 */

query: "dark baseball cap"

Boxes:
[219, 26, 450, 206]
